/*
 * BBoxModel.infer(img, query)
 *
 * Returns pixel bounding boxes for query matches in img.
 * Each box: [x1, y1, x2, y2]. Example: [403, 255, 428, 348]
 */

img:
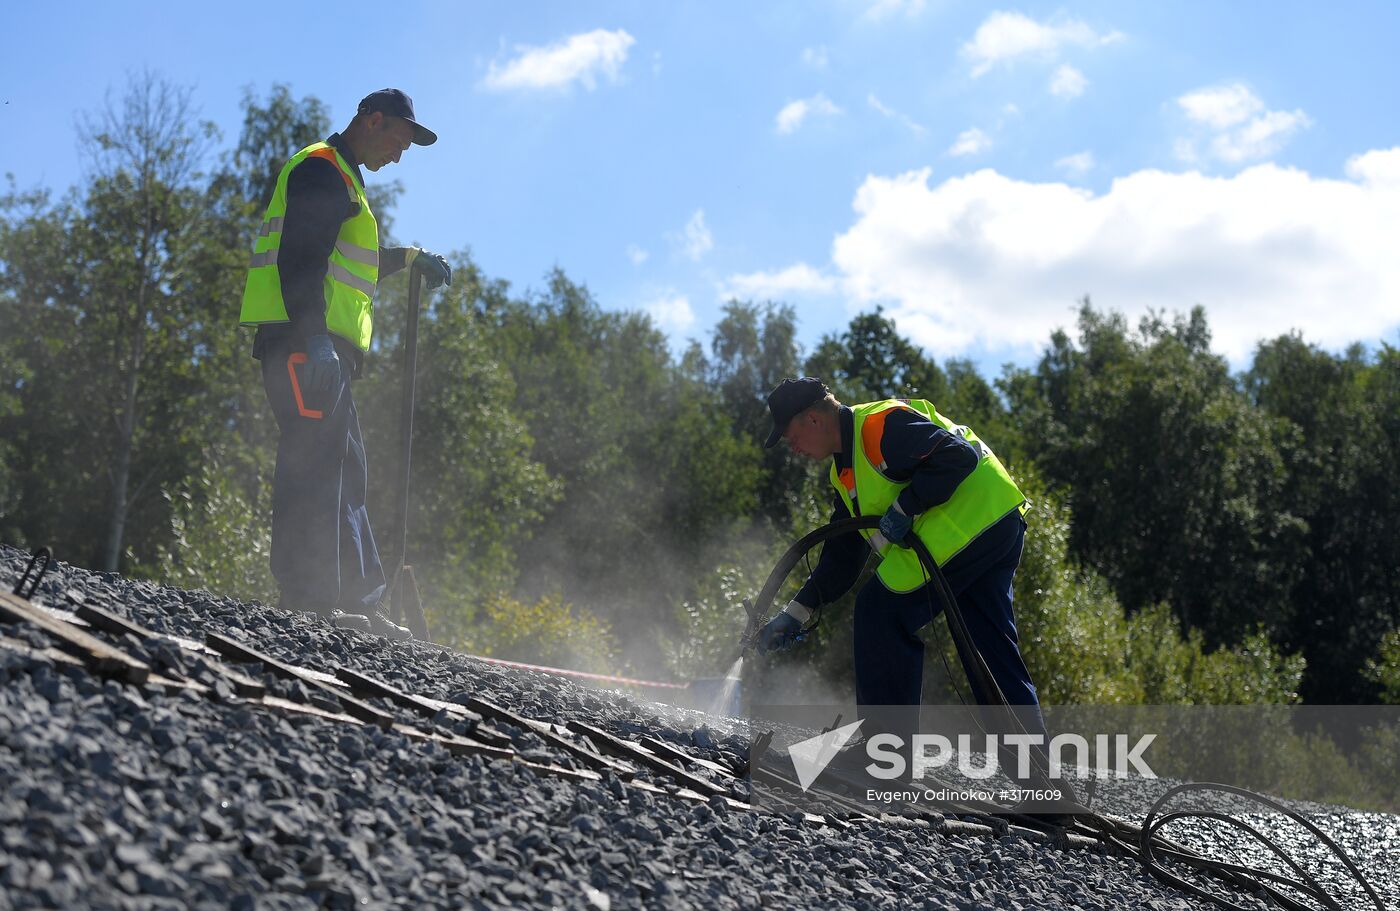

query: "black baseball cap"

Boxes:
[764, 377, 828, 448]
[357, 88, 437, 146]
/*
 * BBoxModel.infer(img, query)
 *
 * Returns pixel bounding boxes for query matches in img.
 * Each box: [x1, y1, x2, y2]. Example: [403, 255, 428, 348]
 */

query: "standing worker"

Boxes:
[757, 377, 1046, 741]
[239, 89, 452, 638]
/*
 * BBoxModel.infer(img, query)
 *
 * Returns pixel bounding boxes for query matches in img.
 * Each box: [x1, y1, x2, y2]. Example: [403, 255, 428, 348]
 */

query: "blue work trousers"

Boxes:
[261, 345, 386, 614]
[853, 514, 1045, 740]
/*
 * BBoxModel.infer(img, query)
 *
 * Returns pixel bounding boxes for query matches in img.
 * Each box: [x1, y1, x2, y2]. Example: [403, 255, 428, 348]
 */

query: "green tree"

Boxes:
[694, 300, 807, 525]
[1004, 303, 1307, 644]
[448, 271, 763, 671]
[230, 83, 332, 205]
[0, 73, 239, 571]
[76, 72, 223, 571]
[804, 307, 947, 405]
[356, 254, 557, 628]
[1246, 335, 1400, 700]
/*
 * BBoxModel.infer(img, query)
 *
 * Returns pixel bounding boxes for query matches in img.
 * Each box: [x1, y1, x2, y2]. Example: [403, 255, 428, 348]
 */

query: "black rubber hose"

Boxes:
[1139, 782, 1384, 911]
[746, 514, 1087, 806]
[748, 515, 1008, 709]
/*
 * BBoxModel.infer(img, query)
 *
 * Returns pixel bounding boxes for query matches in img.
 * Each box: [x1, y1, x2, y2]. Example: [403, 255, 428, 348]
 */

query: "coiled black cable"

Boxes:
[748, 517, 1387, 911]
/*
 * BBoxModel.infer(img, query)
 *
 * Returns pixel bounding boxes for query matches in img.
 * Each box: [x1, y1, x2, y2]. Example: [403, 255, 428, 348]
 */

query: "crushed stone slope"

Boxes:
[0, 545, 1394, 911]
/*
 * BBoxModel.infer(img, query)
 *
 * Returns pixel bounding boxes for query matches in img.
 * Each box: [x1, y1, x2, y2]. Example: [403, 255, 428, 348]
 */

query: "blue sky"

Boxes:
[4, 1, 1398, 377]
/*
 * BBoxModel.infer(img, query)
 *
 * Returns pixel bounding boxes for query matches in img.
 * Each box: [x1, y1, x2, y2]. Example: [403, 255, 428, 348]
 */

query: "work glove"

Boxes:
[302, 334, 341, 395]
[405, 247, 452, 291]
[879, 502, 914, 547]
[757, 601, 812, 655]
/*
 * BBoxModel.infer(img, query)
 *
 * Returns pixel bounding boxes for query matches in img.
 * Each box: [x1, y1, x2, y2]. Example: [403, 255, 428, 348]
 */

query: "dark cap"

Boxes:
[357, 88, 437, 146]
[763, 377, 828, 448]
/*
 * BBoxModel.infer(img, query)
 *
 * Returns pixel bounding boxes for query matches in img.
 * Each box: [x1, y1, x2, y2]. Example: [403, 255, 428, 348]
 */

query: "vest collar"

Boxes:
[326, 133, 366, 189]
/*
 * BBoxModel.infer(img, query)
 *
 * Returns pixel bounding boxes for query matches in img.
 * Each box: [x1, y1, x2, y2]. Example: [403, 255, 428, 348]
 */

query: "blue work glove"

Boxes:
[757, 602, 812, 655]
[406, 247, 452, 290]
[879, 503, 914, 547]
[302, 334, 341, 395]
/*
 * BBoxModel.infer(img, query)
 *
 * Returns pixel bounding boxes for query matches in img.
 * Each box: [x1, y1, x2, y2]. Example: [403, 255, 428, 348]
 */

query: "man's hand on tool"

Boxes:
[758, 601, 811, 655]
[879, 502, 913, 547]
[405, 247, 452, 290]
[303, 334, 341, 394]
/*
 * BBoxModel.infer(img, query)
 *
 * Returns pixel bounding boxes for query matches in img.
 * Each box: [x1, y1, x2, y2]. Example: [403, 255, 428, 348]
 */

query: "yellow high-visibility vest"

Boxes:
[239, 142, 378, 351]
[831, 399, 1027, 592]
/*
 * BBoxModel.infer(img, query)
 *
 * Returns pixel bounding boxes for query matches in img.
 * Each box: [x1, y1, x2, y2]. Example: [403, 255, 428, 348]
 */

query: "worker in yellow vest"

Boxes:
[757, 377, 1046, 741]
[239, 89, 451, 639]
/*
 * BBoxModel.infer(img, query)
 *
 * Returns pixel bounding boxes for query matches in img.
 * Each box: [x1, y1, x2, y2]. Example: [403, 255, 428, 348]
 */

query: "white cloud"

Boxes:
[482, 29, 635, 92]
[1347, 147, 1400, 184]
[864, 0, 926, 21]
[626, 244, 649, 266]
[1049, 64, 1087, 99]
[868, 94, 927, 135]
[1177, 83, 1263, 129]
[1176, 84, 1311, 164]
[827, 156, 1400, 362]
[963, 11, 1123, 77]
[670, 209, 713, 261]
[1055, 151, 1095, 176]
[776, 93, 842, 134]
[802, 46, 829, 68]
[1210, 109, 1311, 163]
[948, 127, 992, 157]
[644, 292, 695, 332]
[721, 263, 837, 300]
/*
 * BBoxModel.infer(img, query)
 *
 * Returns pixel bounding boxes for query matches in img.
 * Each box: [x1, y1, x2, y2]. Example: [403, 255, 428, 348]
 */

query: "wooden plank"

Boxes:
[71, 600, 266, 698]
[566, 720, 728, 797]
[0, 633, 86, 668]
[641, 735, 739, 778]
[462, 696, 635, 778]
[0, 591, 149, 684]
[147, 672, 210, 697]
[204, 632, 394, 729]
[333, 667, 515, 750]
[335, 666, 479, 723]
[390, 723, 517, 761]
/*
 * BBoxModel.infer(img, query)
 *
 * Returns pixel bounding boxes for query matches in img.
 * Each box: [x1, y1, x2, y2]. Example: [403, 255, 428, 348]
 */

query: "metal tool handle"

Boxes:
[388, 267, 429, 638]
[392, 266, 422, 580]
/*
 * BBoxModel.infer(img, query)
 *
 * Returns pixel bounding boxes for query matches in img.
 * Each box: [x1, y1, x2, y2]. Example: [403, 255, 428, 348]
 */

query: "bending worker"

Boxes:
[239, 88, 451, 639]
[758, 377, 1046, 739]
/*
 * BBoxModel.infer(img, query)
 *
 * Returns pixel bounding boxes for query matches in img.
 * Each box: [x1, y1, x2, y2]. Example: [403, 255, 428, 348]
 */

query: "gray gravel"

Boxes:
[1, 544, 1395, 910]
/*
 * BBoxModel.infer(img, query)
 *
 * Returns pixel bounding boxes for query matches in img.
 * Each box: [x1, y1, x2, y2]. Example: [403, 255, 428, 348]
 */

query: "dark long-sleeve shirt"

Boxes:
[252, 133, 408, 376]
[793, 404, 987, 608]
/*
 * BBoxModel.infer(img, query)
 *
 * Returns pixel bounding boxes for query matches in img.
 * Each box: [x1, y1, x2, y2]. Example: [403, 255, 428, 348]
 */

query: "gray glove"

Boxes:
[879, 502, 913, 547]
[757, 601, 813, 655]
[302, 334, 340, 394]
[406, 247, 452, 290]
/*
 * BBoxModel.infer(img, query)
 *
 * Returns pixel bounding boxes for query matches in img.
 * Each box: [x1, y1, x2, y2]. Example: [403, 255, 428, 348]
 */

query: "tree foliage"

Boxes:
[1004, 303, 1307, 645]
[3, 76, 1396, 705]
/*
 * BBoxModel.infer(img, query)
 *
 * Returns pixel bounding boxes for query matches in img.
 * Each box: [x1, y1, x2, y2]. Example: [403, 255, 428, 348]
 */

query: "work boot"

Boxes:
[280, 597, 370, 631]
[328, 609, 371, 632]
[366, 605, 412, 640]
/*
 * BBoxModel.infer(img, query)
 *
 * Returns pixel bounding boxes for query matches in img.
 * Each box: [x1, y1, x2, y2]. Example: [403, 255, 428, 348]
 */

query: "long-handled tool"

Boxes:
[388, 264, 429, 639]
[740, 515, 1079, 809]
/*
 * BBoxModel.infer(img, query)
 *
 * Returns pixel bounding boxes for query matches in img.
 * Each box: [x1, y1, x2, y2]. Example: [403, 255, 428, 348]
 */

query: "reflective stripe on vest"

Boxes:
[238, 142, 379, 352]
[829, 399, 1027, 593]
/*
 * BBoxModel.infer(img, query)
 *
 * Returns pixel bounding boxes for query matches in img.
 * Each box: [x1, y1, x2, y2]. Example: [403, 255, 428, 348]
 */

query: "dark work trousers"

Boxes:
[853, 513, 1047, 742]
[261, 344, 386, 614]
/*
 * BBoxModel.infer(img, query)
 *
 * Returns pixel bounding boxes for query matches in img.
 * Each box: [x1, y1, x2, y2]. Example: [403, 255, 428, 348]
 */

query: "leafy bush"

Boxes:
[1364, 627, 1400, 703]
[148, 449, 276, 604]
[1015, 467, 1304, 705]
[455, 592, 618, 675]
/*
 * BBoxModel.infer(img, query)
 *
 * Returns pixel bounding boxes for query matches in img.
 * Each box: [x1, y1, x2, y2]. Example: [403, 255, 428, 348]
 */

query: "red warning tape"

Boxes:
[464, 653, 688, 690]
